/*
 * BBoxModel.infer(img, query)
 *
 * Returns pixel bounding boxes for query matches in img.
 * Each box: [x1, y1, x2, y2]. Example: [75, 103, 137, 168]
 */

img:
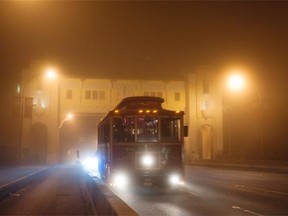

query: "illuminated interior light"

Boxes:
[139, 110, 143, 113]
[176, 110, 180, 114]
[114, 109, 119, 113]
[146, 110, 151, 113]
[152, 110, 158, 113]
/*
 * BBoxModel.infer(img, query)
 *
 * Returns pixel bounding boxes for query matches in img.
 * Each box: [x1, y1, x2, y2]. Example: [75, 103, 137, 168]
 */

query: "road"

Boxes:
[111, 166, 288, 216]
[0, 165, 94, 215]
[1, 164, 287, 215]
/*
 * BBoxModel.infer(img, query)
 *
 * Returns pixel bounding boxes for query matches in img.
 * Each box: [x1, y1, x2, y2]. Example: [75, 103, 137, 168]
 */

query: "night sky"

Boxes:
[1, 1, 288, 160]
[1, 1, 288, 82]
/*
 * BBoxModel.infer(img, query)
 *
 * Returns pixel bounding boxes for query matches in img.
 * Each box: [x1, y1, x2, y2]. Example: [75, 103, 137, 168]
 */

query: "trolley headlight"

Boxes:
[110, 172, 129, 188]
[141, 154, 155, 167]
[169, 174, 184, 186]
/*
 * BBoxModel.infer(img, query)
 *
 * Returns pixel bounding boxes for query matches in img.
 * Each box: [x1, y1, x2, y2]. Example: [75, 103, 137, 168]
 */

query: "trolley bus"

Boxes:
[97, 96, 186, 187]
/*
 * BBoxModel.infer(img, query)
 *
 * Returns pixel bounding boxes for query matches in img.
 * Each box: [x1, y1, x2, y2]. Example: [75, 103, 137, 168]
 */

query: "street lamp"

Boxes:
[227, 73, 246, 92]
[58, 112, 74, 163]
[19, 67, 58, 164]
[225, 72, 264, 159]
[225, 72, 246, 157]
[46, 68, 58, 80]
[59, 112, 74, 129]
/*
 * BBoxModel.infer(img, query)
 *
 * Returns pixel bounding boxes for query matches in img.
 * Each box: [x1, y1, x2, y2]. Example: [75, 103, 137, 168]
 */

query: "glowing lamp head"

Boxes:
[46, 68, 58, 80]
[227, 73, 245, 91]
[67, 112, 73, 120]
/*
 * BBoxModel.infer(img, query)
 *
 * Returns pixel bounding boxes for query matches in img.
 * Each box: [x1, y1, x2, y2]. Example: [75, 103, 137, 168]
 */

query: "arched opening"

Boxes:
[59, 114, 103, 163]
[199, 124, 214, 159]
[31, 123, 48, 164]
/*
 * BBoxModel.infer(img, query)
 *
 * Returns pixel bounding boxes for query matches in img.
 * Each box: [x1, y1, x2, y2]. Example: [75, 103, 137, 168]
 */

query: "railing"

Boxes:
[81, 167, 138, 216]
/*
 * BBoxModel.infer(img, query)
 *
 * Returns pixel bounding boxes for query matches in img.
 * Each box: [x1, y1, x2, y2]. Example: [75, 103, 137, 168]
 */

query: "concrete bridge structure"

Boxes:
[19, 62, 223, 164]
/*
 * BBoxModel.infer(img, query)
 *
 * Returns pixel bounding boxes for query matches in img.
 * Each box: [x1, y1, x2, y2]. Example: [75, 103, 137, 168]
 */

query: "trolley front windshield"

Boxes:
[112, 116, 181, 143]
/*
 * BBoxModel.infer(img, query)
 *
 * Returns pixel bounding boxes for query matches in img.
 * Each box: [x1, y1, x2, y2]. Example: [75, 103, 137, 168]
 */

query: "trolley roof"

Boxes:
[115, 96, 164, 110]
[98, 96, 184, 125]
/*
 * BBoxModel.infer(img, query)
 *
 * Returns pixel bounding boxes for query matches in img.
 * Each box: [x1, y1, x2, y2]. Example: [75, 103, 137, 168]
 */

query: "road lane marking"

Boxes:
[232, 206, 264, 216]
[0, 167, 48, 190]
[0, 176, 28, 189]
[178, 188, 200, 197]
[235, 185, 288, 197]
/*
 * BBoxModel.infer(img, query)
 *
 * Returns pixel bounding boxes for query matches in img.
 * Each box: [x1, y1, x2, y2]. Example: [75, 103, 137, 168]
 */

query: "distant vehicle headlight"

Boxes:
[82, 156, 98, 171]
[141, 154, 155, 167]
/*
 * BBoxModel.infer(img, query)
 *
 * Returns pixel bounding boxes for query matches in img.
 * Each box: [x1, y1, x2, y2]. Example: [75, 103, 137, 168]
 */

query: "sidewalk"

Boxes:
[0, 165, 50, 187]
[0, 164, 94, 215]
[189, 159, 288, 173]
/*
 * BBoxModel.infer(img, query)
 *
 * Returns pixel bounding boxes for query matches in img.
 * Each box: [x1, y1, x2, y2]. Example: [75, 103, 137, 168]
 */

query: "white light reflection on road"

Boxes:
[110, 183, 200, 216]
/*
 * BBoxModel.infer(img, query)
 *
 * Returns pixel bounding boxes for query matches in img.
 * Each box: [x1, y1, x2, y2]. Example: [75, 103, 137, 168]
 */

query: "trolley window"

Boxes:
[137, 117, 159, 142]
[160, 117, 181, 142]
[113, 117, 135, 142]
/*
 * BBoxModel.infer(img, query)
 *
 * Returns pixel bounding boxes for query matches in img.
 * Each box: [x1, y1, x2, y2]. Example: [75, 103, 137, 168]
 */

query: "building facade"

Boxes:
[20, 62, 223, 164]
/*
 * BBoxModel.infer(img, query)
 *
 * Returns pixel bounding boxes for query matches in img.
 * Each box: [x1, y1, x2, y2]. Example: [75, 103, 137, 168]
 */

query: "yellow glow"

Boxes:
[45, 68, 58, 80]
[227, 73, 245, 91]
[139, 110, 143, 113]
[176, 110, 180, 114]
[146, 110, 151, 113]
[67, 112, 74, 120]
[114, 110, 119, 113]
[59, 112, 74, 129]
[152, 110, 158, 113]
[16, 84, 21, 94]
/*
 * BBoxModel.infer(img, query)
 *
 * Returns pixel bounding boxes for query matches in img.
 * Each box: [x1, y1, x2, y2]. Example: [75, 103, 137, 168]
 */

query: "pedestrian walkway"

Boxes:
[0, 165, 49, 187]
[0, 164, 94, 215]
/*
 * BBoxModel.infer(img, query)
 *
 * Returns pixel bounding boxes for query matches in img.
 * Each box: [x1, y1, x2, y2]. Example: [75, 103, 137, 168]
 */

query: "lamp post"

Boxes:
[58, 112, 74, 163]
[252, 86, 264, 158]
[19, 68, 58, 164]
[59, 112, 74, 129]
[226, 72, 264, 159]
[225, 73, 246, 158]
